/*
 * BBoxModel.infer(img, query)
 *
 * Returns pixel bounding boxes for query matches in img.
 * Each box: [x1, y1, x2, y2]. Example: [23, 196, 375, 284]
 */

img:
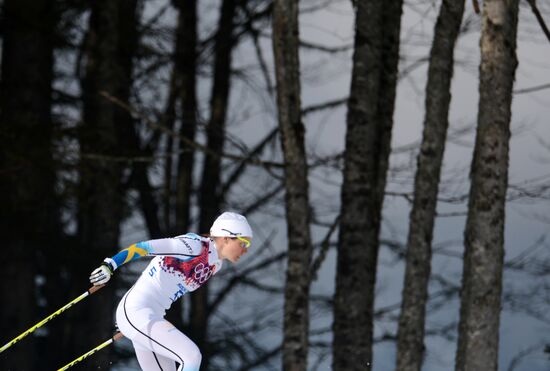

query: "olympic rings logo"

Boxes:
[193, 263, 213, 284]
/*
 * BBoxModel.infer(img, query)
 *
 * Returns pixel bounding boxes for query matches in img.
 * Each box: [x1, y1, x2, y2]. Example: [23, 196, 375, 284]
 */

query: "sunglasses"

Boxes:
[221, 229, 251, 249]
[235, 236, 251, 249]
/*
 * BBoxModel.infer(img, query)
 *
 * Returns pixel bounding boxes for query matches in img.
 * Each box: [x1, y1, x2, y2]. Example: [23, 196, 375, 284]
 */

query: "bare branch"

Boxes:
[241, 184, 285, 215]
[237, 344, 282, 371]
[208, 251, 287, 314]
[100, 91, 285, 169]
[302, 97, 348, 116]
[221, 128, 279, 197]
[526, 0, 550, 44]
[241, 4, 275, 95]
[310, 215, 340, 281]
[299, 40, 353, 53]
[507, 343, 547, 371]
[514, 82, 550, 94]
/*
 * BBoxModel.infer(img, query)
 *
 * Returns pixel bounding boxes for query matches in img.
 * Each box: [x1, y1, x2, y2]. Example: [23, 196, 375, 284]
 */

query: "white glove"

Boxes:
[89, 262, 114, 285]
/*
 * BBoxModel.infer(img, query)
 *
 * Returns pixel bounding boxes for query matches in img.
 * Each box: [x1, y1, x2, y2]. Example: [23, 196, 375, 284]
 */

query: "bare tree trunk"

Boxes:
[174, 0, 198, 235]
[132, 151, 164, 238]
[162, 74, 178, 232]
[165, 0, 198, 334]
[76, 0, 138, 367]
[395, 1, 465, 371]
[194, 0, 237, 369]
[272, 1, 313, 371]
[456, 1, 520, 370]
[333, 1, 402, 370]
[0, 0, 57, 369]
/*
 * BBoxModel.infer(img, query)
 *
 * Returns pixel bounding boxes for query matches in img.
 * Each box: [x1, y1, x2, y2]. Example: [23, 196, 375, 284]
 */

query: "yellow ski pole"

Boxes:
[0, 284, 105, 353]
[57, 332, 124, 371]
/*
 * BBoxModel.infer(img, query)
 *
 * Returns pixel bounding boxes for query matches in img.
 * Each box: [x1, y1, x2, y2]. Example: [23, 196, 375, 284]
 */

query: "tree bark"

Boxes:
[272, 1, 313, 371]
[333, 1, 403, 370]
[456, 1, 520, 370]
[194, 0, 238, 369]
[0, 0, 57, 369]
[396, 1, 465, 371]
[173, 0, 198, 235]
[164, 0, 199, 336]
[76, 0, 138, 368]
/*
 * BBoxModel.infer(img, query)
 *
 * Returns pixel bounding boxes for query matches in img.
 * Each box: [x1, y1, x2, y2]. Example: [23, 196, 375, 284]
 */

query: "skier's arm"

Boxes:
[105, 235, 203, 268]
[89, 234, 203, 285]
[103, 241, 153, 270]
[89, 242, 151, 286]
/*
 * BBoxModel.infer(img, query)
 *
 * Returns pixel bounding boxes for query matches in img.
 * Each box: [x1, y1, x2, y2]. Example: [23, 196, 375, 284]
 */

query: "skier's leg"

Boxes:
[130, 319, 202, 371]
[116, 288, 201, 370]
[133, 340, 177, 371]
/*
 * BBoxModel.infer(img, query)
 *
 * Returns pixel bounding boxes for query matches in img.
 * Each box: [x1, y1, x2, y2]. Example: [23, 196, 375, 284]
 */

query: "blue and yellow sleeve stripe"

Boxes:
[106, 241, 153, 270]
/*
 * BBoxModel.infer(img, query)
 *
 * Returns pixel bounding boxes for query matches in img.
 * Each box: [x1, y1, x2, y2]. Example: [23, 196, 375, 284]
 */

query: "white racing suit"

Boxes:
[107, 233, 222, 371]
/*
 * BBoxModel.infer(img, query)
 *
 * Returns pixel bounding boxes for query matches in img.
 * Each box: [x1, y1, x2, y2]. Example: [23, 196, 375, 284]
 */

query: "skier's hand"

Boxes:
[89, 262, 114, 286]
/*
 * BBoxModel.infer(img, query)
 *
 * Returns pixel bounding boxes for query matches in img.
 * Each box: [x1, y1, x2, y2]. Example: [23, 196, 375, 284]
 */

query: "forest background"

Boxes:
[0, 0, 549, 370]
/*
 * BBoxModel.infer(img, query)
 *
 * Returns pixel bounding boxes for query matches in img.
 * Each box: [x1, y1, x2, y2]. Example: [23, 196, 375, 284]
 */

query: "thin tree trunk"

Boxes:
[194, 0, 238, 369]
[456, 1, 520, 370]
[272, 1, 313, 370]
[132, 152, 164, 238]
[162, 74, 178, 232]
[333, 1, 402, 370]
[395, 1, 465, 371]
[0, 0, 57, 369]
[174, 0, 198, 235]
[76, 0, 138, 367]
[165, 0, 198, 334]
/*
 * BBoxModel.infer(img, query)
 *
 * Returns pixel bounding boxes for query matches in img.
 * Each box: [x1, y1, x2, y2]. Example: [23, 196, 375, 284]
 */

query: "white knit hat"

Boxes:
[210, 212, 253, 238]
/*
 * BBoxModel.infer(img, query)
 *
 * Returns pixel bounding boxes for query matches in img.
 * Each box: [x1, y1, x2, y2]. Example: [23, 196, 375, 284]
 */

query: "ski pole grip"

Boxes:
[113, 332, 124, 341]
[88, 284, 105, 295]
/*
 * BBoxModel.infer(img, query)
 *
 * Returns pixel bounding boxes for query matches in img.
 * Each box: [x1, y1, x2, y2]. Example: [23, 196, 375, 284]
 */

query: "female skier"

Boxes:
[88, 211, 253, 371]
